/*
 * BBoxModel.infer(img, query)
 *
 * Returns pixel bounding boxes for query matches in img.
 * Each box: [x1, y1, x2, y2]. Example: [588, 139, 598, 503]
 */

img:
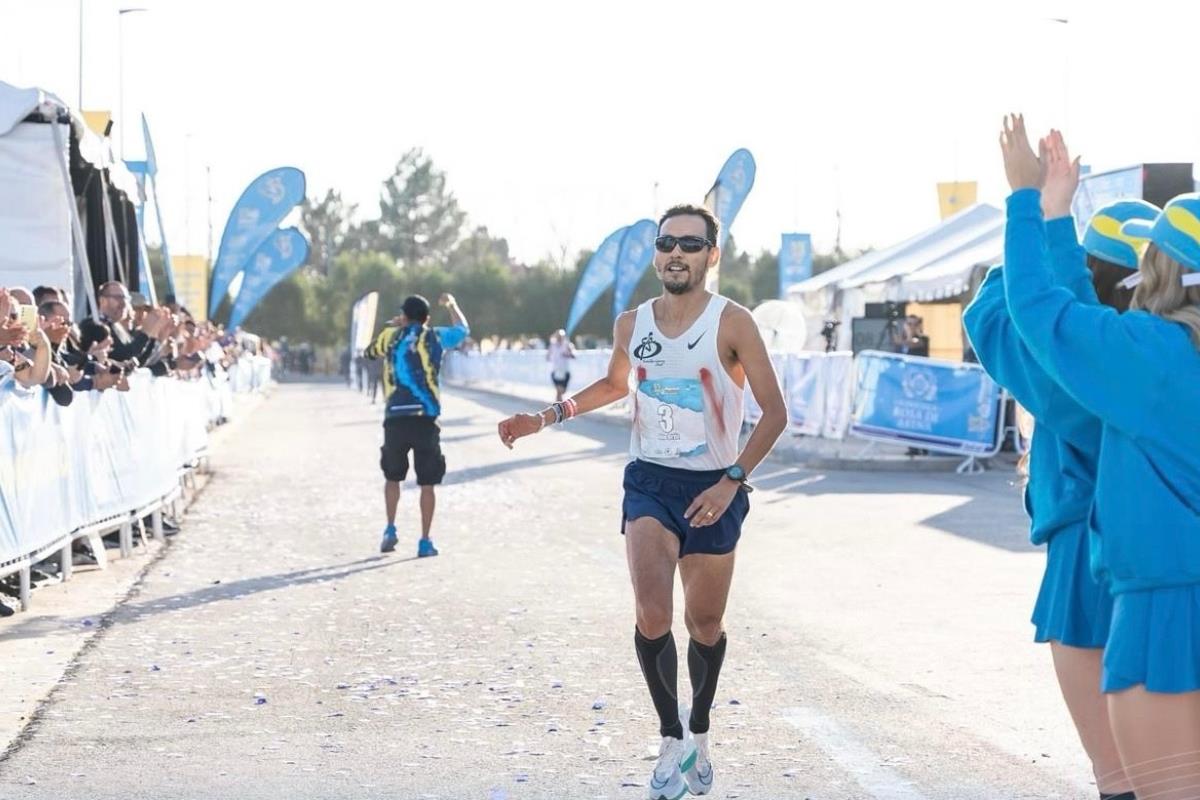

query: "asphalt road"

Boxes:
[0, 382, 1096, 799]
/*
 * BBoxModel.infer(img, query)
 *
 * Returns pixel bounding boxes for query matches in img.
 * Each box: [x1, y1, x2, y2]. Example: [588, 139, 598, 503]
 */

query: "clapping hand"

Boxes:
[1040, 129, 1082, 219]
[0, 323, 29, 348]
[999, 113, 1044, 192]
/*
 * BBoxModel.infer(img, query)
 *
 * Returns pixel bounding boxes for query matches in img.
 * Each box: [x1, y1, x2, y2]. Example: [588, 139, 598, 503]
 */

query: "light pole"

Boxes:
[78, 0, 83, 108]
[118, 7, 148, 159]
[1046, 17, 1070, 128]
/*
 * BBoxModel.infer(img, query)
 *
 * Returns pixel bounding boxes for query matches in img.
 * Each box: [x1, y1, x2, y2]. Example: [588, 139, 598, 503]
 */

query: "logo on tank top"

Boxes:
[686, 331, 706, 350]
[633, 332, 663, 361]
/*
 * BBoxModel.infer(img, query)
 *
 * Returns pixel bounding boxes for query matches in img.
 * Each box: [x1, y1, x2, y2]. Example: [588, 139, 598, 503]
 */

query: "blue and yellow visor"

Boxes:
[1121, 193, 1200, 285]
[1083, 199, 1158, 270]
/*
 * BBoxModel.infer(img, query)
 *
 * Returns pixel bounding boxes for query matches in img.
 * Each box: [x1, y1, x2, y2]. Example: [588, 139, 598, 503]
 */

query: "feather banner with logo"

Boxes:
[226, 227, 310, 330]
[209, 167, 306, 317]
[702, 148, 756, 292]
[565, 225, 628, 336]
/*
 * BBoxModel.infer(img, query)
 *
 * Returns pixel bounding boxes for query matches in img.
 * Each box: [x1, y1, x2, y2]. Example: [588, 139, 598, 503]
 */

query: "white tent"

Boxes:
[786, 203, 1004, 349]
[0, 81, 140, 315]
[0, 83, 74, 296]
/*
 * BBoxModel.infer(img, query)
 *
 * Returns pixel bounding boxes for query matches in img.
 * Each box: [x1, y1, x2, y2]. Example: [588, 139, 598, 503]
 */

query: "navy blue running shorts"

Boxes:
[621, 459, 749, 557]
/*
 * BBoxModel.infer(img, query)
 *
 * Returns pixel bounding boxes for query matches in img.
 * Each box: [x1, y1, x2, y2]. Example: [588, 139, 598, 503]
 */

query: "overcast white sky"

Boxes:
[3, 0, 1199, 266]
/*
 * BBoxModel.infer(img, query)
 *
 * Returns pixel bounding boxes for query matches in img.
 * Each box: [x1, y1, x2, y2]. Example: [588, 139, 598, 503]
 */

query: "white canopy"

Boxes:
[0, 83, 73, 293]
[786, 203, 1003, 301]
[785, 203, 1005, 350]
[0, 81, 139, 297]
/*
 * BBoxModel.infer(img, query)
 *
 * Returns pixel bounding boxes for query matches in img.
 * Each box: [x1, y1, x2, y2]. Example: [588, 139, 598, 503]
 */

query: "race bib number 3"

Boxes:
[637, 378, 708, 459]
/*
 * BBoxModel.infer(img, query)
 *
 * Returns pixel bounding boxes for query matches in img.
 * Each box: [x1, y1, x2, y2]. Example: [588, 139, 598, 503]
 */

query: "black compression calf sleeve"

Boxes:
[634, 628, 684, 740]
[687, 633, 728, 735]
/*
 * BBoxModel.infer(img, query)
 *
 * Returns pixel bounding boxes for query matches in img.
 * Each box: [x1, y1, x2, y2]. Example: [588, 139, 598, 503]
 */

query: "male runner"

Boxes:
[366, 293, 469, 557]
[497, 205, 787, 799]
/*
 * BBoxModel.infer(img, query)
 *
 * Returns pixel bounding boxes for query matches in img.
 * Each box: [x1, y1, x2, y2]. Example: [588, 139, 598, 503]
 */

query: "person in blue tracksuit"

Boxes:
[1000, 115, 1200, 800]
[964, 127, 1154, 800]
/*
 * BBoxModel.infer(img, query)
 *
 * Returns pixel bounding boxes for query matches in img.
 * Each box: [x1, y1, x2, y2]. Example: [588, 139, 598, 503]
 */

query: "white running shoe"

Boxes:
[683, 731, 714, 795]
[646, 736, 696, 800]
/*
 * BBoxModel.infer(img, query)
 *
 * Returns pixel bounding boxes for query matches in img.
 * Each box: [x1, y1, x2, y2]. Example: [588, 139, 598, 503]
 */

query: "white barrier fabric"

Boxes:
[821, 353, 855, 439]
[445, 349, 858, 439]
[228, 354, 273, 394]
[743, 353, 788, 425]
[443, 350, 611, 389]
[0, 372, 212, 564]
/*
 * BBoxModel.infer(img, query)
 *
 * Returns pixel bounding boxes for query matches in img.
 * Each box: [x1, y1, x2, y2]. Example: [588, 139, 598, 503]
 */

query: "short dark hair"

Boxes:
[402, 295, 430, 323]
[1087, 253, 1135, 312]
[658, 204, 721, 245]
[37, 300, 68, 319]
[33, 286, 60, 305]
[78, 318, 111, 351]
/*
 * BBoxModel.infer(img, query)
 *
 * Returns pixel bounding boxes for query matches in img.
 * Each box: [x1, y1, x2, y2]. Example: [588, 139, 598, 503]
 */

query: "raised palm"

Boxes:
[1041, 129, 1081, 219]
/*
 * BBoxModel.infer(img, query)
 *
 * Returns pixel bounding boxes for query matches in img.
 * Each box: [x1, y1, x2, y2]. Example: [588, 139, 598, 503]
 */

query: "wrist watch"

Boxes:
[724, 464, 747, 483]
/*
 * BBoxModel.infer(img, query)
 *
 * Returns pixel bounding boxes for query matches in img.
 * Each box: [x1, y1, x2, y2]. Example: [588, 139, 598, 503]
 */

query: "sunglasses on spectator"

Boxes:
[654, 235, 713, 254]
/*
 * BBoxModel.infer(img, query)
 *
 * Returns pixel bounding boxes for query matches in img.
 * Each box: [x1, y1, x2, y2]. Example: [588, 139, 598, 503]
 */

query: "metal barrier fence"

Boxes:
[0, 371, 225, 611]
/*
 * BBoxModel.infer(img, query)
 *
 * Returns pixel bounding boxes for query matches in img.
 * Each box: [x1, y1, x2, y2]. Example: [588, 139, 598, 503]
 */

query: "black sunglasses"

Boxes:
[655, 235, 713, 254]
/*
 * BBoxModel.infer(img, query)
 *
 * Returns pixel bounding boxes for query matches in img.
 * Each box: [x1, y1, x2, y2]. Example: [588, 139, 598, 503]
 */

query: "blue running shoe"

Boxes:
[380, 525, 398, 553]
[417, 538, 439, 558]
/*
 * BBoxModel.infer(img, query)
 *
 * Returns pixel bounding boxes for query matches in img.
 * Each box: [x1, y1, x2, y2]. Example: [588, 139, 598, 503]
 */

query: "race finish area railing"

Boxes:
[444, 348, 1009, 474]
[848, 350, 1006, 474]
[0, 372, 221, 611]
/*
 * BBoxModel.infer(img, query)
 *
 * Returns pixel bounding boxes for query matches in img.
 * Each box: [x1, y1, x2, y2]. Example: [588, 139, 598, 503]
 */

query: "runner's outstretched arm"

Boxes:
[498, 311, 634, 449]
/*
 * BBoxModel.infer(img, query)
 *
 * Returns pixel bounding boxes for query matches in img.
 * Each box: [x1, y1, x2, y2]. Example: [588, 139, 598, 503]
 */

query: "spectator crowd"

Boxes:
[0, 279, 272, 615]
[0, 281, 258, 401]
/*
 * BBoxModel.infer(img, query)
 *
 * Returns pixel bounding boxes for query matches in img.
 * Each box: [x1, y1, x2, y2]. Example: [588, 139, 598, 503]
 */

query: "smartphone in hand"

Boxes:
[15, 304, 38, 332]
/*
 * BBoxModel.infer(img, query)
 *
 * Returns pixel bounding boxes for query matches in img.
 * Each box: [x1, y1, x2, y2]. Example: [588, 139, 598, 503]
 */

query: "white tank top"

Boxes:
[628, 295, 744, 471]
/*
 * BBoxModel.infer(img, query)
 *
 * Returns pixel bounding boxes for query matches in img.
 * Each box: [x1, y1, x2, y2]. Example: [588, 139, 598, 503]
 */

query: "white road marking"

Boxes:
[782, 706, 933, 800]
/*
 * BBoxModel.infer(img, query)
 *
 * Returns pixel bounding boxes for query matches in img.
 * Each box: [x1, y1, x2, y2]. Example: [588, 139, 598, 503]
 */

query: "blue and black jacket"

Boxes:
[365, 322, 468, 419]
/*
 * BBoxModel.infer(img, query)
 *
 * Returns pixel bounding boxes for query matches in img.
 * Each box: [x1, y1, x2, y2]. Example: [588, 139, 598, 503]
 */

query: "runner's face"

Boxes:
[654, 215, 715, 295]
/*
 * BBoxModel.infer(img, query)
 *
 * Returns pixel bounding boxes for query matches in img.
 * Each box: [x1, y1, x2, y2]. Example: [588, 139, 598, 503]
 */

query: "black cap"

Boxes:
[401, 295, 430, 323]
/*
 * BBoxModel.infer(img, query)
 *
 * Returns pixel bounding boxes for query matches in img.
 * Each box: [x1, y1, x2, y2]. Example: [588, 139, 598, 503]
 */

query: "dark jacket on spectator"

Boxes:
[100, 315, 154, 365]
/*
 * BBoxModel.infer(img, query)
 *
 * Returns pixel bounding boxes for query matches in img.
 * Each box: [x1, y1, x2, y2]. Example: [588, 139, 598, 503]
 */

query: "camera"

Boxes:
[820, 320, 841, 353]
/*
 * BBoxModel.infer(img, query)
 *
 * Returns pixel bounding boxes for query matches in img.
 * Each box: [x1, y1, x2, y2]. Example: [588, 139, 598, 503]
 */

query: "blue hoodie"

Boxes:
[963, 219, 1100, 547]
[1003, 188, 1200, 595]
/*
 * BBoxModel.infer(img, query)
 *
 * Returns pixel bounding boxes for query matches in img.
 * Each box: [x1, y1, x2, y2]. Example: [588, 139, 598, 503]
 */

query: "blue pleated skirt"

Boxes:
[1031, 527, 1114, 649]
[1103, 584, 1200, 694]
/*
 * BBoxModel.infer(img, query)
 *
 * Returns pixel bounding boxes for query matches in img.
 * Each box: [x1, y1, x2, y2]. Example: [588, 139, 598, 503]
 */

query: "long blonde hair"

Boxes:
[1015, 404, 1035, 488]
[1130, 244, 1200, 350]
